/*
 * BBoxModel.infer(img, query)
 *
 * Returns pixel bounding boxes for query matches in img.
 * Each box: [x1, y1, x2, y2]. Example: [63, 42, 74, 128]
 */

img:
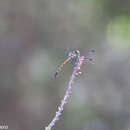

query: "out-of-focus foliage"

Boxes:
[0, 0, 130, 130]
[107, 16, 130, 49]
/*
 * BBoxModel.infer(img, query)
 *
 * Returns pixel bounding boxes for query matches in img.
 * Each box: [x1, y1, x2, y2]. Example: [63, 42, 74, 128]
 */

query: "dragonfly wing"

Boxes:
[65, 48, 70, 57]
[66, 48, 73, 58]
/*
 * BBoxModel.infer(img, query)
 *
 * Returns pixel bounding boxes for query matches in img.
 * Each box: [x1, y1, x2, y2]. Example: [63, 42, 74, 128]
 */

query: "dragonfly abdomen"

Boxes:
[54, 54, 77, 78]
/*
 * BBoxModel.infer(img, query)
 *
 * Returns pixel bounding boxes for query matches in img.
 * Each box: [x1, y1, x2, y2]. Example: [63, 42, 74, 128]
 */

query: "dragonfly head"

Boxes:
[75, 50, 80, 56]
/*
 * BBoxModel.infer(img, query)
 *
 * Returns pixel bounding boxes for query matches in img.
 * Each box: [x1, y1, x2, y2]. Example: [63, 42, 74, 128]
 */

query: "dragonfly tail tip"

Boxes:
[54, 72, 58, 78]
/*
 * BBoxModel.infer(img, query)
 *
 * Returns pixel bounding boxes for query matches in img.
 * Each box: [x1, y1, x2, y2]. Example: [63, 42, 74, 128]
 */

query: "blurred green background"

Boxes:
[0, 0, 130, 130]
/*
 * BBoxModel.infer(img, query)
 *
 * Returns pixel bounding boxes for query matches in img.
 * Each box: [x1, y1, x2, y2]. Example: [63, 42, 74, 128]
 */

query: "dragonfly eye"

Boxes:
[75, 50, 80, 55]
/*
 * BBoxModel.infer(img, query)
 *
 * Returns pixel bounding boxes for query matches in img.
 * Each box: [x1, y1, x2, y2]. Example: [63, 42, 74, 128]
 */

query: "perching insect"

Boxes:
[54, 49, 95, 78]
[54, 49, 80, 78]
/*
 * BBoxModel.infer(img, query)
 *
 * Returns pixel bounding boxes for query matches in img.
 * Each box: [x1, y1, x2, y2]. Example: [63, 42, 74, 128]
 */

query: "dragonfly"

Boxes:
[54, 49, 95, 78]
[54, 49, 80, 78]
